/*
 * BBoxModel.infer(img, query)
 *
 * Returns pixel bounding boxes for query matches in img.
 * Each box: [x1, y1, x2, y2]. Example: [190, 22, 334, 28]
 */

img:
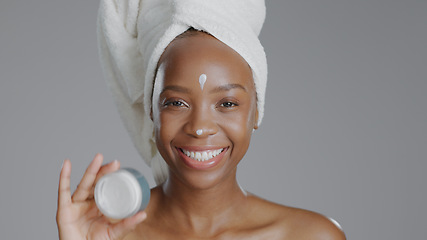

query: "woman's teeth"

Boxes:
[181, 148, 224, 162]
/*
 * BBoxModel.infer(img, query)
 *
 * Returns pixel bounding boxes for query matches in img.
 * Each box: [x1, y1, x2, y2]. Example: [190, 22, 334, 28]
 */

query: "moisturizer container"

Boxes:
[94, 168, 150, 219]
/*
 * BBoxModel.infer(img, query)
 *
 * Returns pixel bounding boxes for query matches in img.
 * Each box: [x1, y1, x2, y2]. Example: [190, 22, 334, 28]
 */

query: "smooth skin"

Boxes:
[57, 31, 346, 240]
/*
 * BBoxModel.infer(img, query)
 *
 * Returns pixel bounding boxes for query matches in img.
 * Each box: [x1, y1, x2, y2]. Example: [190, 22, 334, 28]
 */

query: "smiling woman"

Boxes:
[153, 31, 258, 190]
[56, 0, 345, 239]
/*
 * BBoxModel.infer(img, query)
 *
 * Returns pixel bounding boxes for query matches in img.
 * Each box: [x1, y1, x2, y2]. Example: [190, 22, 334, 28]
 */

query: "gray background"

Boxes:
[0, 0, 425, 239]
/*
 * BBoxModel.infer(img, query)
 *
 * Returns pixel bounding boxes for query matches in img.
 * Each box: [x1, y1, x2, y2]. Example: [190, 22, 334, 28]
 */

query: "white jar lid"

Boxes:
[94, 170, 142, 219]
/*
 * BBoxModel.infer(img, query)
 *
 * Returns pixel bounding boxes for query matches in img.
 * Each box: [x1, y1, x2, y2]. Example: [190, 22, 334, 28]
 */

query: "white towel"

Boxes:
[97, 0, 267, 185]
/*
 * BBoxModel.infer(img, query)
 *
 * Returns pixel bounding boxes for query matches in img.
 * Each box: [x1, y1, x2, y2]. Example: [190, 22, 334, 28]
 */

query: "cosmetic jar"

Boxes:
[94, 168, 150, 219]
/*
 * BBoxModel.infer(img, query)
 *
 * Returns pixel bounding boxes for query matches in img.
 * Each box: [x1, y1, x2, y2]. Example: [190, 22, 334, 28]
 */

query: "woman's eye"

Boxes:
[171, 101, 183, 107]
[164, 100, 186, 107]
[220, 102, 237, 108]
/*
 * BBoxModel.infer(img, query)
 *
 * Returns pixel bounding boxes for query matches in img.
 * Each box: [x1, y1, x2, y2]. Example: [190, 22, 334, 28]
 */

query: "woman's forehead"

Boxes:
[158, 32, 253, 87]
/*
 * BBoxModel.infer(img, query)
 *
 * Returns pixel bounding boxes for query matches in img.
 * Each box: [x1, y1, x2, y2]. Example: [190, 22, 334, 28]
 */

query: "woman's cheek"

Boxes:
[225, 113, 250, 137]
[159, 115, 177, 139]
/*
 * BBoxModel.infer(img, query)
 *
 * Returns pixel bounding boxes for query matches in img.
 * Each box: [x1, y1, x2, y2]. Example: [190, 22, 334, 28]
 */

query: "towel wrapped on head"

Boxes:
[97, 0, 267, 184]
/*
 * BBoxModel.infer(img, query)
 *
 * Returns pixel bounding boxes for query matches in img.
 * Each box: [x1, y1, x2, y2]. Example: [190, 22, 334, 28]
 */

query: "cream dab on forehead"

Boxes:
[199, 74, 207, 90]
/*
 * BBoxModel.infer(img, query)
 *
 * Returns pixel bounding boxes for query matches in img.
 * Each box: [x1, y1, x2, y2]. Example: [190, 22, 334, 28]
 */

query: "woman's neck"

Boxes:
[156, 172, 248, 236]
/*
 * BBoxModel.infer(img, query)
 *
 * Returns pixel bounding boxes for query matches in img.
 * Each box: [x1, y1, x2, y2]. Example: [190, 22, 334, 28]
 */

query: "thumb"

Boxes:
[108, 211, 147, 239]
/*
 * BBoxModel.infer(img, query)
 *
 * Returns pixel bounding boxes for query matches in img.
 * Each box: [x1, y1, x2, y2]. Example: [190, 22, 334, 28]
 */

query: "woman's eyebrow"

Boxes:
[209, 83, 247, 93]
[160, 85, 191, 95]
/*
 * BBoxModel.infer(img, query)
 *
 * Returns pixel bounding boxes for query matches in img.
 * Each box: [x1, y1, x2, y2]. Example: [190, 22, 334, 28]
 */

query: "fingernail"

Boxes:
[137, 212, 147, 221]
[61, 159, 68, 169]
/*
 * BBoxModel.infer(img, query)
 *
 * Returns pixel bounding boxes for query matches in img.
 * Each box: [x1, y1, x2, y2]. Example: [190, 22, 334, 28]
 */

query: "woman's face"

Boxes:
[152, 32, 258, 189]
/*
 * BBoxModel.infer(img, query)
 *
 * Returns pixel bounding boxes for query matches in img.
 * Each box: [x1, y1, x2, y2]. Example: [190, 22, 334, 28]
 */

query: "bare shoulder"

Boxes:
[247, 195, 346, 240]
[284, 207, 346, 240]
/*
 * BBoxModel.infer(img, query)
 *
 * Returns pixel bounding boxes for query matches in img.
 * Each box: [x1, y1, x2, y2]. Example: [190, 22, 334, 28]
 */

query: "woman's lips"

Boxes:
[177, 147, 228, 170]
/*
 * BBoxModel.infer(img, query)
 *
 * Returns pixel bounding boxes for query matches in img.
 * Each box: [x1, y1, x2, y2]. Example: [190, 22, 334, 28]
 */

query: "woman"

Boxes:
[57, 1, 346, 239]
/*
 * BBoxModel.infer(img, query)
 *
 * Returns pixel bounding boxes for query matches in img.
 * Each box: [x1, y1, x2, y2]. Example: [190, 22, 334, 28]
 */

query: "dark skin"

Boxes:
[57, 32, 346, 240]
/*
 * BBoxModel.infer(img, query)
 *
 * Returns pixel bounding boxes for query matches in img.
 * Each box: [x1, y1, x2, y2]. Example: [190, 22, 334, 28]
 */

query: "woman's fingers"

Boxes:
[71, 153, 104, 202]
[108, 211, 147, 240]
[94, 159, 121, 186]
[85, 160, 121, 200]
[58, 159, 72, 207]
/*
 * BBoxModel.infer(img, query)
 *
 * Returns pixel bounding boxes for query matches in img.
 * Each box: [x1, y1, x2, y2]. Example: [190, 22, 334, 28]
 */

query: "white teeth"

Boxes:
[195, 152, 202, 160]
[181, 148, 224, 162]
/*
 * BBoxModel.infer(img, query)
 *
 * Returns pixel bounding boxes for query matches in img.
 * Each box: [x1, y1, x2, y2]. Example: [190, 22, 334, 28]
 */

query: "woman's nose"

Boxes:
[184, 106, 218, 138]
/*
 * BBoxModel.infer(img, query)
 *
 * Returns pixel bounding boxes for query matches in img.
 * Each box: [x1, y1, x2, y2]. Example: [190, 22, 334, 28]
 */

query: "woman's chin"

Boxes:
[169, 168, 234, 191]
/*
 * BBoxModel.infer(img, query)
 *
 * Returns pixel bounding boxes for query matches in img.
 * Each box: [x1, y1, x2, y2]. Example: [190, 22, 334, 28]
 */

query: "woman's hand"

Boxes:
[56, 154, 147, 240]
